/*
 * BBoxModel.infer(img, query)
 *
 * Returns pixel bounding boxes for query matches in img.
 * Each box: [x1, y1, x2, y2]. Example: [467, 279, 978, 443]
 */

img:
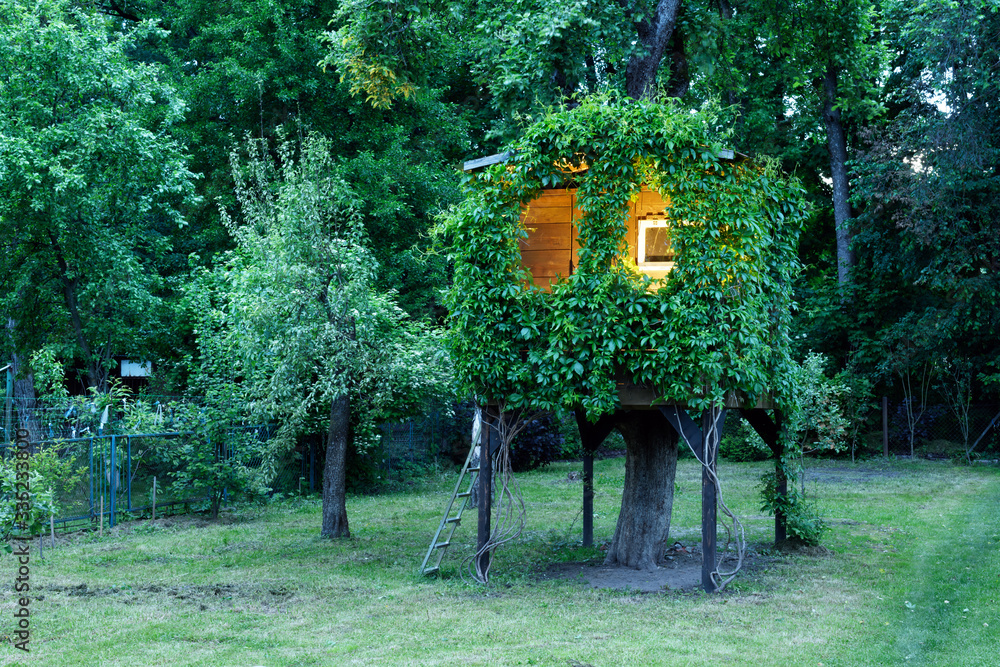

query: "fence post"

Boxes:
[110, 435, 117, 528]
[127, 435, 132, 513]
[4, 364, 12, 449]
[89, 437, 95, 520]
[882, 397, 889, 458]
[309, 437, 316, 493]
[384, 423, 391, 482]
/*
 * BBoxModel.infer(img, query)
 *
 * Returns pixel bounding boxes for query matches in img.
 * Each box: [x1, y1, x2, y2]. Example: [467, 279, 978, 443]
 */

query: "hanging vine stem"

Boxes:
[671, 404, 747, 592]
[462, 404, 535, 585]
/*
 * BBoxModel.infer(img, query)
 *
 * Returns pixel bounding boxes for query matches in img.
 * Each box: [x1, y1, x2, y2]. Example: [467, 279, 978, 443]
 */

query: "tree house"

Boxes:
[455, 151, 791, 593]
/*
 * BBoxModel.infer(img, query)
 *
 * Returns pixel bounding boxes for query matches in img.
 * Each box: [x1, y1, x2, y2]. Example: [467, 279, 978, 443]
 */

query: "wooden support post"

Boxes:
[660, 406, 725, 593]
[701, 410, 718, 594]
[476, 409, 494, 580]
[772, 410, 787, 544]
[574, 410, 618, 548]
[882, 397, 889, 458]
[737, 408, 787, 544]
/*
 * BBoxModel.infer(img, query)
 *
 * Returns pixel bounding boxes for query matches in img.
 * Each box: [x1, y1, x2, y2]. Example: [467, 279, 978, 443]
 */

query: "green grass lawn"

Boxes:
[2, 457, 998, 666]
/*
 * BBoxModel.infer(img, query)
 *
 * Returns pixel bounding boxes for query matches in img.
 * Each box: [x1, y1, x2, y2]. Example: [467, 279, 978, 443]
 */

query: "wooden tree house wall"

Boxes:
[519, 186, 674, 290]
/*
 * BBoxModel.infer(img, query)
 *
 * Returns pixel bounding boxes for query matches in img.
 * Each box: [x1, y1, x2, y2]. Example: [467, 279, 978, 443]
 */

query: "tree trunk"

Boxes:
[54, 246, 103, 390]
[821, 65, 855, 286]
[623, 0, 683, 100]
[604, 410, 678, 570]
[321, 393, 351, 538]
[664, 30, 690, 98]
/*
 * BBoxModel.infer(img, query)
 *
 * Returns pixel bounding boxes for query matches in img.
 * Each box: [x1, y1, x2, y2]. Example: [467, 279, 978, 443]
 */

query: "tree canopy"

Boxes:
[0, 0, 198, 391]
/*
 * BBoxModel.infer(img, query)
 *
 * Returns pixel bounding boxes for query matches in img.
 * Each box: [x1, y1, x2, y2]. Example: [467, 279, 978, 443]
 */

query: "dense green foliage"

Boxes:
[0, 0, 198, 390]
[2, 0, 999, 479]
[438, 98, 809, 417]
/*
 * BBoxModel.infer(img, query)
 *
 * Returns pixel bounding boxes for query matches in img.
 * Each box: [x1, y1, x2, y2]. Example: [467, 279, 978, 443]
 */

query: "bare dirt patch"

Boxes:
[538, 543, 773, 593]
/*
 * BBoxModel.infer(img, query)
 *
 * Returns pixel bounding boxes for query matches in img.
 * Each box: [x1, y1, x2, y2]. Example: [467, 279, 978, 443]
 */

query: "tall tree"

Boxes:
[751, 0, 883, 287]
[322, 0, 693, 117]
[0, 0, 197, 391]
[849, 0, 1000, 390]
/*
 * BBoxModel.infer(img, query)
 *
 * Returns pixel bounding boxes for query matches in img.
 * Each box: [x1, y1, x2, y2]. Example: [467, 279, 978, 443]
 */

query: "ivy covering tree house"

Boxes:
[437, 97, 810, 587]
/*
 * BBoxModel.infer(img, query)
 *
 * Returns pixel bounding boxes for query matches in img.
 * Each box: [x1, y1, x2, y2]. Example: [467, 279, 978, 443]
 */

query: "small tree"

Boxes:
[936, 358, 974, 462]
[880, 319, 939, 457]
[202, 132, 450, 538]
[786, 353, 851, 493]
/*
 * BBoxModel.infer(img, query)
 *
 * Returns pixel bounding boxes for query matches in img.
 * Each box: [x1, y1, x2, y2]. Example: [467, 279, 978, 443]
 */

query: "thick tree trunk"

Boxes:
[321, 393, 350, 538]
[623, 0, 683, 99]
[664, 30, 690, 98]
[821, 66, 855, 286]
[604, 410, 678, 570]
[54, 246, 104, 390]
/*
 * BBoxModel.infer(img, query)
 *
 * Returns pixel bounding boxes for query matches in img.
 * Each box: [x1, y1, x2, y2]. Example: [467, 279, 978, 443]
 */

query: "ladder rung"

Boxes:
[456, 491, 472, 498]
[445, 517, 461, 524]
[422, 566, 439, 575]
[466, 467, 480, 473]
[433, 541, 451, 549]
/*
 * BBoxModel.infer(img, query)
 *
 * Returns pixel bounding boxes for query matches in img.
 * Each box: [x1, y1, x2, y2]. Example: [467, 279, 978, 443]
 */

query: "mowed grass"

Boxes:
[1, 456, 998, 666]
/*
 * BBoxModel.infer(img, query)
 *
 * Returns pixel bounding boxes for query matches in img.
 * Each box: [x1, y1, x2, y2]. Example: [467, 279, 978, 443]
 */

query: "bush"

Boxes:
[720, 414, 771, 462]
[556, 413, 583, 460]
[759, 470, 828, 546]
[510, 413, 565, 472]
[1, 449, 59, 547]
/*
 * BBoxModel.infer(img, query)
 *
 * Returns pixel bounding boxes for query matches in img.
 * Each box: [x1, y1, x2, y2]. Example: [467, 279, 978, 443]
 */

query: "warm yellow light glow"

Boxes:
[637, 219, 676, 273]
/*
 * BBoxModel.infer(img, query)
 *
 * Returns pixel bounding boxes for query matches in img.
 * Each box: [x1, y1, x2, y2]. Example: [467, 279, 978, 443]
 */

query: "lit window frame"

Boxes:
[637, 219, 675, 272]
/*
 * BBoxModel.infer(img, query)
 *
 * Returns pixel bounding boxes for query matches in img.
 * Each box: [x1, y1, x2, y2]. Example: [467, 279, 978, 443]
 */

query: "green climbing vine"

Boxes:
[437, 97, 810, 419]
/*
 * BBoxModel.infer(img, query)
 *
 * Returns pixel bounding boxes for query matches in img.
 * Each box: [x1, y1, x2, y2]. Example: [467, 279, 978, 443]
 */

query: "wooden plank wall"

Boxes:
[518, 187, 671, 290]
[519, 191, 573, 290]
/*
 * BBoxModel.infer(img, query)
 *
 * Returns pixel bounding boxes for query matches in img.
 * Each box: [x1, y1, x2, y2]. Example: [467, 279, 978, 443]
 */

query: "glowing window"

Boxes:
[637, 219, 675, 270]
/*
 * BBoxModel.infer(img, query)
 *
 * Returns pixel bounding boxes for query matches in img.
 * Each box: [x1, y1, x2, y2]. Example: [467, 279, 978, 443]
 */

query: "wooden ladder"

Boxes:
[420, 413, 482, 576]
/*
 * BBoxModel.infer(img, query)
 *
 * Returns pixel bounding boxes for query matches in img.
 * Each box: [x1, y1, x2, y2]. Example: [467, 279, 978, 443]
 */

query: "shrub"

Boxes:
[720, 415, 771, 462]
[759, 470, 828, 546]
[556, 413, 583, 460]
[1, 451, 59, 548]
[510, 413, 565, 472]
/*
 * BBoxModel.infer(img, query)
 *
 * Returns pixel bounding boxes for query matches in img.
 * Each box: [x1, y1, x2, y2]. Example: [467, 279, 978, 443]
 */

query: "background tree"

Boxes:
[0, 0, 198, 392]
[849, 0, 1000, 388]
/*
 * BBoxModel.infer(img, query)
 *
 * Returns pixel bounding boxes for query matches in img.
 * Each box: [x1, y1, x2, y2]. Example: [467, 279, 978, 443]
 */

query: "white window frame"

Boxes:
[637, 219, 675, 271]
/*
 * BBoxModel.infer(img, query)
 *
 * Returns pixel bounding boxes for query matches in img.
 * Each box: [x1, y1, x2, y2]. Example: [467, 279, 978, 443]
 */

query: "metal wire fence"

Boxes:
[2, 425, 276, 534]
[2, 395, 459, 535]
[880, 401, 1000, 459]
